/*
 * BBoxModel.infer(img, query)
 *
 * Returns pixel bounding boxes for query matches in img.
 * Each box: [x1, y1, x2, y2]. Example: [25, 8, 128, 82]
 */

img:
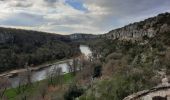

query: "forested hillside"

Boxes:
[0, 27, 80, 73]
[77, 13, 170, 100]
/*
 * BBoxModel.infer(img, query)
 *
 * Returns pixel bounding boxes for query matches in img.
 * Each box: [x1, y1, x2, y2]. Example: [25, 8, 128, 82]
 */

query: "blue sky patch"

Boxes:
[66, 0, 87, 11]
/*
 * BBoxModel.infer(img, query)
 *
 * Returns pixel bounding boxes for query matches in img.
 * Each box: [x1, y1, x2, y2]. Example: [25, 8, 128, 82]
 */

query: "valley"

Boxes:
[1, 12, 170, 100]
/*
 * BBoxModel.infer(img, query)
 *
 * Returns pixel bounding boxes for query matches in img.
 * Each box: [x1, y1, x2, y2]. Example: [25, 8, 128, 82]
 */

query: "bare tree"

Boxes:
[79, 55, 87, 71]
[46, 67, 53, 86]
[72, 58, 78, 75]
[0, 76, 10, 99]
[26, 64, 32, 85]
[25, 63, 32, 85]
[53, 67, 62, 86]
[47, 65, 63, 86]
[15, 63, 32, 95]
[75, 60, 93, 85]
[66, 60, 73, 73]
[67, 58, 79, 75]
[37, 81, 48, 99]
[16, 72, 28, 95]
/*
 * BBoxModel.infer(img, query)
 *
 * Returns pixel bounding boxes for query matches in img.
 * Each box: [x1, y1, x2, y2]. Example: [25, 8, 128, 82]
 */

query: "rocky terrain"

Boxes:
[103, 12, 170, 40]
[77, 12, 170, 100]
[1, 12, 170, 100]
[69, 33, 98, 41]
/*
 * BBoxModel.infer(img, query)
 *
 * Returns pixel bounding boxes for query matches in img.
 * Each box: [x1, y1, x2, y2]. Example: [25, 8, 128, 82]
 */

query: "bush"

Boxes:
[93, 65, 102, 78]
[64, 85, 84, 100]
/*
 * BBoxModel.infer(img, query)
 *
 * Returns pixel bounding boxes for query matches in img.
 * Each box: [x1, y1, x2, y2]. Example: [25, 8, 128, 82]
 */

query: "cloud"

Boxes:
[44, 0, 58, 3]
[0, 0, 170, 34]
[80, 0, 170, 30]
[0, 12, 44, 26]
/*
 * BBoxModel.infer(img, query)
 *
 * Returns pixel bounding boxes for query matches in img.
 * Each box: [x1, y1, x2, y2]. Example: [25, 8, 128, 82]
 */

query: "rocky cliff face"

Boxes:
[70, 33, 97, 41]
[104, 12, 170, 40]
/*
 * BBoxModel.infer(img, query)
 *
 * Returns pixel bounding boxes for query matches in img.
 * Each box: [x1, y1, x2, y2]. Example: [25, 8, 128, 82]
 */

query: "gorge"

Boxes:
[3, 45, 92, 87]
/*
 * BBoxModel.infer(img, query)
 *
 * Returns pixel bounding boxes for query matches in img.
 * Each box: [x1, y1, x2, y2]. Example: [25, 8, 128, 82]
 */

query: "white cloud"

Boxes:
[0, 0, 170, 34]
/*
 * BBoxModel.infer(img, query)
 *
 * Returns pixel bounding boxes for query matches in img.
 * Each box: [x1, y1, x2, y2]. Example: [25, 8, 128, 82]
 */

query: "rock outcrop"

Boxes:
[70, 33, 98, 41]
[123, 84, 170, 100]
[104, 12, 170, 40]
[124, 74, 170, 100]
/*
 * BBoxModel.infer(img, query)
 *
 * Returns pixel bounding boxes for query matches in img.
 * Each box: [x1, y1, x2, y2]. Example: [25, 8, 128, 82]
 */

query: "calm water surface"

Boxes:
[10, 45, 92, 87]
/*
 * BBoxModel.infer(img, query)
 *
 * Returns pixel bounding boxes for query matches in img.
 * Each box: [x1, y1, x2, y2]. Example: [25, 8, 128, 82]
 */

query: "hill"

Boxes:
[0, 27, 80, 73]
[1, 12, 170, 100]
[77, 12, 170, 100]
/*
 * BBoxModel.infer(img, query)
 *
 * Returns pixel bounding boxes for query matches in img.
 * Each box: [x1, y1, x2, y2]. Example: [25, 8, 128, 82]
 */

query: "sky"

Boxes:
[0, 0, 170, 35]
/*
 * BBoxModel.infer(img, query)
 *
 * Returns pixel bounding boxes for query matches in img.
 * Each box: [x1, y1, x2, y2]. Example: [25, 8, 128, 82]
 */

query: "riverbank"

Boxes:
[4, 72, 74, 100]
[0, 45, 92, 79]
[0, 58, 72, 78]
[1, 45, 92, 88]
[1, 45, 92, 99]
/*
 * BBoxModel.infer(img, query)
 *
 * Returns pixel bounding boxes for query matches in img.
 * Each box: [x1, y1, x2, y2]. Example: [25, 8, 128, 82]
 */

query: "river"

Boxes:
[9, 45, 92, 87]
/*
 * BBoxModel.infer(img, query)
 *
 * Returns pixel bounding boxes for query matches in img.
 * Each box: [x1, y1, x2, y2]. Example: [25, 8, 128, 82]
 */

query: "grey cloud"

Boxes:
[0, 12, 44, 26]
[11, 2, 32, 8]
[0, 0, 170, 34]
[0, 0, 33, 8]
[82, 0, 170, 16]
[78, 0, 170, 32]
[44, 0, 58, 3]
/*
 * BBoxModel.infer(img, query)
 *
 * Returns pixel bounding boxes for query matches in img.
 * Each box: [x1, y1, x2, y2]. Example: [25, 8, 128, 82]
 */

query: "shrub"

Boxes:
[93, 65, 102, 78]
[64, 85, 84, 100]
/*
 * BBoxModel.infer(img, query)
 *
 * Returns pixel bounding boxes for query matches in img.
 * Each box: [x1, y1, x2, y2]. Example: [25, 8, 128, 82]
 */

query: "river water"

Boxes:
[9, 45, 92, 87]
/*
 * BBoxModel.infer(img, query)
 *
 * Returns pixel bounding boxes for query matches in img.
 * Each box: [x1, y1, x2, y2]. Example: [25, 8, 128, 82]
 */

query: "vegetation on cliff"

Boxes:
[78, 13, 170, 100]
[1, 13, 170, 100]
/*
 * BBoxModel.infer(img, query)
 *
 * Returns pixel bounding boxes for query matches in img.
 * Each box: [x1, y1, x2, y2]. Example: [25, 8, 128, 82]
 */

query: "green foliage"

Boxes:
[80, 67, 156, 100]
[5, 73, 74, 99]
[64, 85, 84, 100]
[0, 28, 80, 73]
[79, 32, 170, 99]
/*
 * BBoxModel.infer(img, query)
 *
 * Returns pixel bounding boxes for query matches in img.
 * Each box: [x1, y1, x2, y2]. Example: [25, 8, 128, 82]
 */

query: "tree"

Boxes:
[53, 67, 63, 86]
[79, 55, 89, 71]
[16, 72, 28, 95]
[25, 63, 32, 85]
[47, 65, 63, 86]
[67, 58, 79, 75]
[0, 77, 10, 99]
[66, 61, 73, 73]
[37, 81, 49, 99]
[15, 63, 32, 96]
[72, 58, 79, 75]
[75, 60, 94, 85]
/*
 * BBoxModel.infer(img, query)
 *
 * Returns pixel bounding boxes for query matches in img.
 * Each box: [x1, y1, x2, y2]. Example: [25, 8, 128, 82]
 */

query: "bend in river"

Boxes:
[9, 45, 92, 87]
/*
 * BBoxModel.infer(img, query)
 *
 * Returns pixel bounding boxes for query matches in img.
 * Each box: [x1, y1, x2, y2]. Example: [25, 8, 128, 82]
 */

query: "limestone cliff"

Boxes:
[104, 12, 170, 40]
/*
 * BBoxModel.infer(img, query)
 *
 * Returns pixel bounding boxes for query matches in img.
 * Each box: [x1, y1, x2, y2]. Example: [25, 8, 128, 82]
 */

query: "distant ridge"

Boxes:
[70, 33, 98, 40]
[103, 12, 170, 40]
